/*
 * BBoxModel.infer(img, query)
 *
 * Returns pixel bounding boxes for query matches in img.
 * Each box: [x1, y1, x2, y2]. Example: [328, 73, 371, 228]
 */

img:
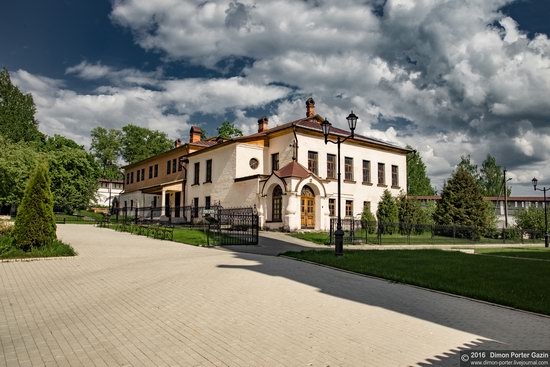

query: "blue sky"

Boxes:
[2, 0, 550, 194]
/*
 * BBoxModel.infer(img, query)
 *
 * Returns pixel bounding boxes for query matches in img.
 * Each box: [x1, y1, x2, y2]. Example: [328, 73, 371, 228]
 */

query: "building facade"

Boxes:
[120, 99, 409, 231]
[95, 179, 124, 207]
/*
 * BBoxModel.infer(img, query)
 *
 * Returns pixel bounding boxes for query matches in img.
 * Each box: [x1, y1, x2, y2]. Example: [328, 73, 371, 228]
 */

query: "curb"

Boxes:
[278, 254, 550, 320]
[0, 256, 75, 263]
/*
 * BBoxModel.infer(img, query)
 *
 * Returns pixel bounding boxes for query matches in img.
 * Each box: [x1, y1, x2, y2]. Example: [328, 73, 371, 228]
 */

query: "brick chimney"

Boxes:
[189, 126, 202, 143]
[306, 97, 315, 118]
[257, 116, 269, 133]
[174, 138, 182, 148]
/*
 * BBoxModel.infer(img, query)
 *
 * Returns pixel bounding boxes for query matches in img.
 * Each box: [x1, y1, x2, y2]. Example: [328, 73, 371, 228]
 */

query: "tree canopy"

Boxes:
[434, 165, 495, 236]
[217, 121, 243, 139]
[120, 124, 172, 164]
[90, 127, 122, 180]
[406, 148, 435, 196]
[0, 68, 43, 143]
[457, 154, 510, 197]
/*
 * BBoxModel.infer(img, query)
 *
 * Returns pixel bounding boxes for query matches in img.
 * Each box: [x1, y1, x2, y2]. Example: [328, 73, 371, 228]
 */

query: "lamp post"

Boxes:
[321, 111, 358, 256]
[532, 177, 549, 248]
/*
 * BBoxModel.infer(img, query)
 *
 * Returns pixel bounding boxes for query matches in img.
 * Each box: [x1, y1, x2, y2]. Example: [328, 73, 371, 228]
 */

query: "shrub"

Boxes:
[13, 162, 57, 250]
[377, 190, 398, 234]
[361, 207, 376, 234]
[0, 219, 13, 236]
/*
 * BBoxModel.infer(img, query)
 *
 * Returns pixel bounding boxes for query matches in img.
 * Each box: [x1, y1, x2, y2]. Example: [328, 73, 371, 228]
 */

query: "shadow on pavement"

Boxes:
[217, 245, 550, 366]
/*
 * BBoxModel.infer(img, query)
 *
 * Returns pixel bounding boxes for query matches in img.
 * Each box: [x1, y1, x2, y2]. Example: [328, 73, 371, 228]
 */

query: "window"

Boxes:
[136, 170, 140, 182]
[192, 197, 199, 218]
[124, 201, 127, 209]
[194, 162, 200, 185]
[178, 156, 184, 171]
[271, 185, 283, 222]
[345, 200, 353, 217]
[130, 200, 134, 209]
[172, 159, 177, 173]
[392, 165, 399, 187]
[141, 168, 145, 181]
[378, 163, 385, 185]
[126, 173, 130, 184]
[206, 159, 212, 182]
[205, 196, 211, 209]
[329, 198, 335, 217]
[149, 166, 153, 179]
[363, 160, 371, 183]
[271, 153, 279, 172]
[154, 164, 158, 177]
[130, 172, 134, 183]
[308, 151, 318, 174]
[167, 160, 171, 175]
[345, 157, 353, 181]
[327, 154, 336, 179]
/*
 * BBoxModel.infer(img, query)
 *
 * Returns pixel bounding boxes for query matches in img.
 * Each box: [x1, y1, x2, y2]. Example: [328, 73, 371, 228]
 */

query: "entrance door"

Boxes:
[175, 192, 181, 217]
[300, 186, 315, 229]
[164, 192, 170, 217]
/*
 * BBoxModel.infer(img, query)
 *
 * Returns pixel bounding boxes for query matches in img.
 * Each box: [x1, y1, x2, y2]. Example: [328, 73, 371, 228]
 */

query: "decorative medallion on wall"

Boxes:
[249, 158, 259, 169]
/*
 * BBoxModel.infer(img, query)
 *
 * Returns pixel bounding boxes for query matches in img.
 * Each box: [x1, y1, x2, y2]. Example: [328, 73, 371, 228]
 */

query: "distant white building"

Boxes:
[96, 179, 124, 207]
[120, 99, 410, 231]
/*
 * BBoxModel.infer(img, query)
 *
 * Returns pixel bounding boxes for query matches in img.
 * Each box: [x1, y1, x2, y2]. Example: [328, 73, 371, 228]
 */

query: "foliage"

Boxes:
[90, 127, 123, 180]
[216, 121, 243, 139]
[397, 193, 423, 224]
[0, 218, 13, 236]
[479, 154, 511, 197]
[377, 190, 398, 233]
[361, 206, 376, 234]
[515, 207, 547, 233]
[46, 143, 100, 212]
[0, 136, 40, 207]
[0, 238, 75, 259]
[120, 124, 172, 164]
[406, 148, 435, 196]
[418, 201, 436, 225]
[12, 162, 57, 250]
[0, 68, 43, 143]
[457, 155, 481, 185]
[286, 249, 550, 315]
[434, 165, 495, 238]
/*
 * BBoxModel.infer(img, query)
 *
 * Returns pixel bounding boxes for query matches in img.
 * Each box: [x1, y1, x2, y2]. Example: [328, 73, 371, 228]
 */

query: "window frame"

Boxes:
[329, 198, 335, 217]
[391, 165, 399, 187]
[345, 200, 353, 217]
[326, 154, 336, 179]
[167, 160, 171, 175]
[378, 163, 385, 185]
[205, 159, 212, 183]
[193, 162, 200, 185]
[271, 185, 283, 222]
[344, 157, 354, 181]
[362, 160, 371, 184]
[154, 164, 158, 177]
[308, 151, 318, 175]
[271, 153, 279, 172]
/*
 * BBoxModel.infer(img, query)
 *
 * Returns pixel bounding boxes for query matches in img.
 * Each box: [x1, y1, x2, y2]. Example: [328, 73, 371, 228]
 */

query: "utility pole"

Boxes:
[503, 169, 508, 229]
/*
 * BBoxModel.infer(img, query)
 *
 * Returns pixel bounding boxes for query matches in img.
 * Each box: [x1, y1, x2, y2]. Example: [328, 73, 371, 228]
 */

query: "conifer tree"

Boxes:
[377, 190, 398, 233]
[434, 165, 495, 237]
[13, 162, 56, 250]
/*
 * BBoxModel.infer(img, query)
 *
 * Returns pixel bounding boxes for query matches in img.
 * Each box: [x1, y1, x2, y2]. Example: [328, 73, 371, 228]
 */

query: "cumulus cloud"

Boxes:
[12, 0, 550, 193]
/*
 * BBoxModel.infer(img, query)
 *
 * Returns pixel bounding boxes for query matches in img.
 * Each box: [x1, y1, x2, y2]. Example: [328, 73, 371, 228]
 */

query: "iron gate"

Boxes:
[208, 207, 259, 245]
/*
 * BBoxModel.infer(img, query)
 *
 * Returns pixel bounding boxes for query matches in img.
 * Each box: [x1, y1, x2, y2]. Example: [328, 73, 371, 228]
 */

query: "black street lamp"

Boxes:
[321, 111, 358, 256]
[532, 177, 549, 248]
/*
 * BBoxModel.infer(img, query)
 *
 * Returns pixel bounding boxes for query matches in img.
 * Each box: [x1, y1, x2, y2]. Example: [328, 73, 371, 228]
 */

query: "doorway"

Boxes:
[300, 186, 315, 229]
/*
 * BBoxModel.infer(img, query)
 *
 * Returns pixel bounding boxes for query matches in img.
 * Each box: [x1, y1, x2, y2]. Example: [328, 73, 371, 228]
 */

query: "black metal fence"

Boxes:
[107, 205, 259, 245]
[329, 218, 545, 245]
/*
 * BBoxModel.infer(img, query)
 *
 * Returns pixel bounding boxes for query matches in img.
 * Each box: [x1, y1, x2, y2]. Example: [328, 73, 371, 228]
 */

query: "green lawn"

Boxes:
[0, 237, 76, 259]
[284, 249, 550, 315]
[172, 228, 210, 246]
[475, 247, 550, 260]
[291, 230, 543, 245]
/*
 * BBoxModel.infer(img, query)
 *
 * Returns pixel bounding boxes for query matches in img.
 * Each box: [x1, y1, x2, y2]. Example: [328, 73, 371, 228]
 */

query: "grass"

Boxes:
[291, 230, 543, 245]
[0, 236, 76, 259]
[284, 249, 550, 316]
[172, 227, 210, 246]
[475, 247, 550, 260]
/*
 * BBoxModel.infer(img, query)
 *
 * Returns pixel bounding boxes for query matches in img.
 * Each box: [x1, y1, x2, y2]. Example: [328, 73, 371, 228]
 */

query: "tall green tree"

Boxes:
[217, 121, 243, 139]
[406, 148, 435, 196]
[434, 166, 495, 236]
[13, 162, 56, 250]
[480, 154, 511, 197]
[46, 143, 100, 212]
[120, 124, 172, 164]
[397, 192, 423, 224]
[0, 136, 40, 208]
[515, 207, 547, 234]
[377, 189, 398, 222]
[0, 68, 43, 143]
[457, 155, 482, 187]
[90, 127, 122, 179]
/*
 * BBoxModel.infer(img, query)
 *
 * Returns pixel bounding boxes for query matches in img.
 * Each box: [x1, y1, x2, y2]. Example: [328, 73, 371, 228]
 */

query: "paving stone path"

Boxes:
[1, 225, 549, 366]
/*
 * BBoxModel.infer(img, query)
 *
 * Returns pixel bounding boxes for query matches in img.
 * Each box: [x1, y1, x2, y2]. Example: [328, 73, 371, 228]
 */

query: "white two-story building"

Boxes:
[120, 98, 409, 231]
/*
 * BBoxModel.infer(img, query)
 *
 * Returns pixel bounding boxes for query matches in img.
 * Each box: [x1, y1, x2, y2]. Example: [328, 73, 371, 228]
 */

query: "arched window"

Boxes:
[301, 185, 314, 197]
[272, 185, 283, 222]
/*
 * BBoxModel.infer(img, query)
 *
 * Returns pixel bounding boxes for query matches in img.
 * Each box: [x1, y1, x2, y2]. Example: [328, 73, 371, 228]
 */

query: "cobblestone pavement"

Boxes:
[1, 225, 549, 367]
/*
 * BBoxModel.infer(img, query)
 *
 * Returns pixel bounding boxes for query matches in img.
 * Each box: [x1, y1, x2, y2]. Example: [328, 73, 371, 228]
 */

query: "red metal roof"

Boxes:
[274, 161, 311, 178]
